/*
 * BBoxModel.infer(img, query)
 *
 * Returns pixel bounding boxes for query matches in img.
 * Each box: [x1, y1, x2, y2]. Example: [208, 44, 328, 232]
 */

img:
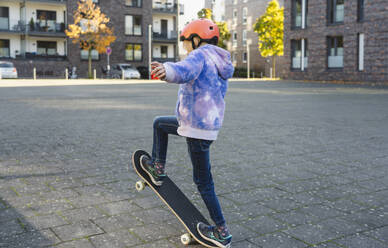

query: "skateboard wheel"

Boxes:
[181, 233, 192, 245]
[135, 181, 146, 191]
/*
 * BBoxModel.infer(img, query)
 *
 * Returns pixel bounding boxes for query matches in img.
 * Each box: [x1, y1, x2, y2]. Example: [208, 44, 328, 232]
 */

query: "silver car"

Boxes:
[0, 61, 18, 79]
[111, 64, 141, 79]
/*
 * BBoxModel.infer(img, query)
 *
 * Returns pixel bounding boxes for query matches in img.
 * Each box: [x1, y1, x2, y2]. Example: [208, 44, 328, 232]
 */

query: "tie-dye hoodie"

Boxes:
[163, 44, 234, 140]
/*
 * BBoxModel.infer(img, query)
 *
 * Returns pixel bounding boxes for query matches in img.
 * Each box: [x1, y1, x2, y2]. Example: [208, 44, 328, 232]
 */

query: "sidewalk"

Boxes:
[0, 78, 280, 88]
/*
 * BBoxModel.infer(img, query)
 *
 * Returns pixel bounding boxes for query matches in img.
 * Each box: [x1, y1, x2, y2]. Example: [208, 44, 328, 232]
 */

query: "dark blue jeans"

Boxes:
[152, 116, 226, 227]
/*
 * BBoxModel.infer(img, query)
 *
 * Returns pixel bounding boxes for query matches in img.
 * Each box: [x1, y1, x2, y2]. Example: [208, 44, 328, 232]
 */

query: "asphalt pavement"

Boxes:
[1, 80, 388, 247]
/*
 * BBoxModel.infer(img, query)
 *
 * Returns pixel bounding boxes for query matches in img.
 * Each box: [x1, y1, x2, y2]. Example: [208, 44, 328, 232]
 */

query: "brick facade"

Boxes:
[66, 0, 154, 78]
[282, 0, 388, 82]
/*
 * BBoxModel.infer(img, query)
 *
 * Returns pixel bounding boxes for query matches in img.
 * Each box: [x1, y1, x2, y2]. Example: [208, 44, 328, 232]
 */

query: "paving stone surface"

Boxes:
[1, 81, 388, 247]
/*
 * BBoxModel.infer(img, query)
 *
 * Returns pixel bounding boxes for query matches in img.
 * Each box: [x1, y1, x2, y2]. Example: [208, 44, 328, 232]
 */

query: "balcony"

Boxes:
[27, 21, 66, 37]
[153, 31, 178, 43]
[0, 18, 24, 34]
[153, 1, 184, 15]
[26, 0, 67, 4]
[152, 57, 176, 63]
[15, 52, 67, 61]
[0, 19, 66, 37]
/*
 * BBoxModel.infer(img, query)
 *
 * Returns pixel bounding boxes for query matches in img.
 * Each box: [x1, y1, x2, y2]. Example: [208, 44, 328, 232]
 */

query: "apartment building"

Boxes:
[282, 0, 388, 82]
[0, 0, 183, 78]
[225, 0, 284, 77]
[0, 0, 68, 77]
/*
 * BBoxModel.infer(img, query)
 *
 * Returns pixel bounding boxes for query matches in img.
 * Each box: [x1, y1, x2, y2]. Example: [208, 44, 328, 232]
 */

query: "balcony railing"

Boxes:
[153, 31, 178, 42]
[26, 0, 67, 4]
[153, 1, 184, 15]
[152, 57, 177, 63]
[16, 52, 67, 61]
[28, 21, 66, 35]
[0, 19, 66, 36]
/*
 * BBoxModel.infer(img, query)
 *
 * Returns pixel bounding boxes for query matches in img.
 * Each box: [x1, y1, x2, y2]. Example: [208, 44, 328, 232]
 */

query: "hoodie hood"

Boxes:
[200, 44, 234, 80]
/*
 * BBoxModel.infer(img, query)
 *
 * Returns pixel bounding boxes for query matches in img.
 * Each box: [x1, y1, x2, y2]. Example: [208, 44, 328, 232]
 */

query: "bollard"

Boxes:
[65, 68, 68, 80]
[270, 68, 272, 79]
[122, 69, 125, 80]
[0, 71, 2, 80]
[94, 69, 96, 80]
[33, 67, 36, 80]
[261, 72, 263, 78]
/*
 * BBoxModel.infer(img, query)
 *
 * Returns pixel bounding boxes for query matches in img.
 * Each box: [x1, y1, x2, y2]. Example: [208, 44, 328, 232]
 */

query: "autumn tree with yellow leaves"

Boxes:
[66, 0, 116, 78]
[254, 0, 284, 78]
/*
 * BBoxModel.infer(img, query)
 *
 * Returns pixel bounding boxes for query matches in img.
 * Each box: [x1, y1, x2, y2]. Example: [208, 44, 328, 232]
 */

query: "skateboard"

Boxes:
[131, 150, 218, 247]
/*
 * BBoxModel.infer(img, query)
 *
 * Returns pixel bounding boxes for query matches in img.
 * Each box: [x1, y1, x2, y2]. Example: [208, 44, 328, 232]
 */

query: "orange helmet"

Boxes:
[180, 19, 219, 48]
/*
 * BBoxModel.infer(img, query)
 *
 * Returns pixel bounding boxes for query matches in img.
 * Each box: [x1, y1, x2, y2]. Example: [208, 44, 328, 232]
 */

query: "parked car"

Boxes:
[111, 64, 141, 79]
[136, 66, 149, 79]
[0, 61, 18, 79]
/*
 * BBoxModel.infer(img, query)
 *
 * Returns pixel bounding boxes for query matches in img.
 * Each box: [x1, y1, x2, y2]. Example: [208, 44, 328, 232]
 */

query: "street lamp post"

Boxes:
[247, 40, 251, 79]
[149, 24, 152, 80]
[176, 0, 180, 61]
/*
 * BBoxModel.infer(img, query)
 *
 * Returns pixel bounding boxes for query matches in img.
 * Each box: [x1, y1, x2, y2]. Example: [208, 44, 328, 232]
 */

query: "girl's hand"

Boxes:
[151, 61, 166, 80]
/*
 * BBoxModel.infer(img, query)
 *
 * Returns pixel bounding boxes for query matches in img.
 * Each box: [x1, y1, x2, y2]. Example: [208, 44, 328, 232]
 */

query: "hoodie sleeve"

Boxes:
[163, 50, 205, 84]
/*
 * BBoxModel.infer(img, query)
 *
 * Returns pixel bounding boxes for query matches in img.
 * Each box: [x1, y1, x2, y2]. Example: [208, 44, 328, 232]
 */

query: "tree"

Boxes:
[197, 8, 231, 49]
[66, 0, 116, 78]
[197, 8, 213, 20]
[253, 0, 284, 78]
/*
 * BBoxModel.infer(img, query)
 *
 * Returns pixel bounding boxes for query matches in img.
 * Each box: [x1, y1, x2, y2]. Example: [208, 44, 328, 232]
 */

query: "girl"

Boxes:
[141, 18, 234, 248]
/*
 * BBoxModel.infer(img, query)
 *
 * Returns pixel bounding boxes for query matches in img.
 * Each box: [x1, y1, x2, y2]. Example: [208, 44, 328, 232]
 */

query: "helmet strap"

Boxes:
[191, 39, 197, 50]
[191, 38, 203, 50]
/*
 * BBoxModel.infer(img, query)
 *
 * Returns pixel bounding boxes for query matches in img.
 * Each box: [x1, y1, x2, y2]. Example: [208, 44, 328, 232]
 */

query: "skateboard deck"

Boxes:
[131, 150, 218, 248]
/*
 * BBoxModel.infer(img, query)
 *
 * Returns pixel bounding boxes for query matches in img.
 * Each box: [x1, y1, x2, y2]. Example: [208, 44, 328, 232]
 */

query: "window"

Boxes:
[292, 0, 308, 28]
[291, 39, 308, 69]
[161, 46, 168, 58]
[125, 43, 142, 61]
[242, 7, 248, 24]
[233, 32, 237, 47]
[233, 0, 238, 5]
[125, 15, 142, 35]
[243, 52, 247, 63]
[37, 41, 57, 56]
[0, 39, 10, 57]
[242, 29, 247, 46]
[233, 9, 237, 25]
[37, 10, 57, 32]
[357, 0, 364, 22]
[126, 0, 142, 7]
[328, 0, 344, 24]
[80, 18, 97, 32]
[328, 36, 343, 68]
[358, 33, 364, 71]
[0, 7, 9, 30]
[81, 49, 99, 60]
[232, 52, 237, 63]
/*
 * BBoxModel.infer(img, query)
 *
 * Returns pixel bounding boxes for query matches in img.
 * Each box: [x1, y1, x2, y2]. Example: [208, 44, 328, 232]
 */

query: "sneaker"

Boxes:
[197, 222, 232, 248]
[140, 155, 165, 186]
